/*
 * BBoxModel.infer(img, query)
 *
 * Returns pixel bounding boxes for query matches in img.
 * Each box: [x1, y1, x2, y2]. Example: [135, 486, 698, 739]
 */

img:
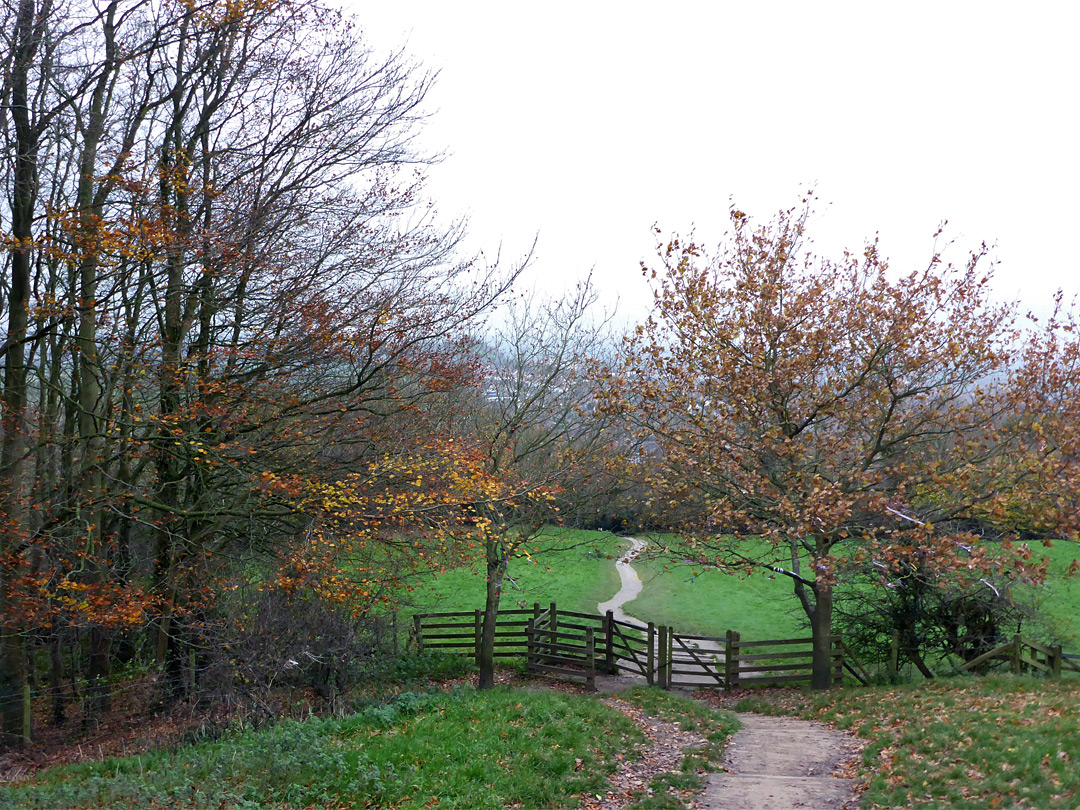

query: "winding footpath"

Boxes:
[596, 536, 726, 687]
[595, 537, 860, 810]
[596, 537, 649, 625]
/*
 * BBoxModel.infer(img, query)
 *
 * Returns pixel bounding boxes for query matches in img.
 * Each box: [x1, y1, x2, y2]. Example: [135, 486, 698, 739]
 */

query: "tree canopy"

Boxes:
[601, 203, 1080, 687]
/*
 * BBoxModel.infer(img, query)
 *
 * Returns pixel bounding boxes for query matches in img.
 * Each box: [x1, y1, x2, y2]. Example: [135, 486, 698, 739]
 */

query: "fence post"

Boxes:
[586, 628, 596, 691]
[647, 622, 655, 686]
[604, 610, 616, 674]
[550, 602, 558, 659]
[658, 625, 669, 689]
[1012, 634, 1022, 674]
[413, 614, 424, 653]
[1053, 644, 1063, 678]
[725, 630, 740, 690]
[888, 631, 899, 678]
[668, 627, 674, 688]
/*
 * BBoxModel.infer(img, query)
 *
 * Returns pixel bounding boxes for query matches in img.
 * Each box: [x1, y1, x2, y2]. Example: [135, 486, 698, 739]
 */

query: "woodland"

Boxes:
[3, 0, 1080, 759]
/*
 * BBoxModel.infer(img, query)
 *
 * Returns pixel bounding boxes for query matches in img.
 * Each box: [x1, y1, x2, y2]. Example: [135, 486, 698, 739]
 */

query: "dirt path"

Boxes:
[702, 712, 859, 810]
[597, 536, 649, 625]
[596, 536, 730, 688]
[592, 538, 859, 808]
[592, 541, 860, 809]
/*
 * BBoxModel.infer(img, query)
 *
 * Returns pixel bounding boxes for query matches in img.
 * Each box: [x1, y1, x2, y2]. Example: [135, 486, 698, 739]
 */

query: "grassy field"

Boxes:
[734, 675, 1080, 809]
[625, 534, 807, 640]
[625, 534, 1080, 645]
[404, 528, 628, 617]
[8, 686, 738, 810]
[406, 528, 804, 640]
[1021, 538, 1080, 646]
[406, 529, 1080, 648]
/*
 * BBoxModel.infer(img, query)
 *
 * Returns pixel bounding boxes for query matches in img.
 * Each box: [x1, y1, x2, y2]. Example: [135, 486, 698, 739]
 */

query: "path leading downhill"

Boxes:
[593, 540, 860, 809]
[702, 712, 859, 810]
[596, 536, 730, 688]
[597, 537, 649, 626]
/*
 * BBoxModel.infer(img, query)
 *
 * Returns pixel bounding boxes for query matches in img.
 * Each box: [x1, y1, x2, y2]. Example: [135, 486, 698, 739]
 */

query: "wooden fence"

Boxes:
[526, 605, 601, 689]
[958, 635, 1080, 677]
[412, 602, 853, 690]
[413, 608, 1078, 689]
[412, 607, 538, 660]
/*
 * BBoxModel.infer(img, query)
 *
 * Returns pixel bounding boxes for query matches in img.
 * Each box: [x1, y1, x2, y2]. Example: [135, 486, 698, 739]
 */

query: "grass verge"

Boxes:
[9, 687, 644, 809]
[733, 675, 1080, 809]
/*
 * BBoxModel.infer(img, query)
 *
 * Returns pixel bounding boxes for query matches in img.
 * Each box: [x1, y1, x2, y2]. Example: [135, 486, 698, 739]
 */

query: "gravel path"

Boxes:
[701, 712, 860, 809]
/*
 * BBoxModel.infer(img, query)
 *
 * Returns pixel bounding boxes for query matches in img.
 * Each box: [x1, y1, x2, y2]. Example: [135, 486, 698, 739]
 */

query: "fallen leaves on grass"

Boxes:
[578, 697, 710, 810]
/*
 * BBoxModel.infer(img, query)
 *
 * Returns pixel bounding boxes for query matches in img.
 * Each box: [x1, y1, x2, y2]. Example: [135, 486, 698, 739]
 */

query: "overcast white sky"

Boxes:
[349, 1, 1079, 320]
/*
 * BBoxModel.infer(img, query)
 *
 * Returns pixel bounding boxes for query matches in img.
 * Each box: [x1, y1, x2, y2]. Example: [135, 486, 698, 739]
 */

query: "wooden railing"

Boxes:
[412, 608, 535, 659]
[958, 635, 1080, 677]
[526, 605, 600, 690]
[723, 632, 845, 688]
[412, 602, 856, 690]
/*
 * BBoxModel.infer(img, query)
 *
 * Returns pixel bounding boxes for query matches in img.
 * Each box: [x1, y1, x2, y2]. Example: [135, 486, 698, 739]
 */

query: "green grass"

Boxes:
[1020, 538, 1080, 646]
[734, 675, 1080, 809]
[405, 527, 628, 616]
[8, 684, 743, 810]
[9, 688, 644, 809]
[405, 529, 1080, 651]
[408, 528, 805, 641]
[622, 534, 807, 640]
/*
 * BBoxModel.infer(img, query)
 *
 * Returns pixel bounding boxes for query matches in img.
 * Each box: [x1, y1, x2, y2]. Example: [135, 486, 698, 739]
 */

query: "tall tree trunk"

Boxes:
[50, 630, 65, 726]
[71, 1, 120, 722]
[809, 583, 834, 690]
[478, 534, 505, 690]
[0, 0, 45, 750]
[791, 539, 836, 691]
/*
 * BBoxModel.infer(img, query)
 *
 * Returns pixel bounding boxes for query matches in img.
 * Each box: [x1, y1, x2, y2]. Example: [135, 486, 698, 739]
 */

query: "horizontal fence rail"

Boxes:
[958, 635, 1080, 677]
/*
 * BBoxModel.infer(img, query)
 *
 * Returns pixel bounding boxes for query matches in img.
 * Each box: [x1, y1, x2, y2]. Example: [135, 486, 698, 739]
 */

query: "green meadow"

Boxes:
[407, 529, 1080, 646]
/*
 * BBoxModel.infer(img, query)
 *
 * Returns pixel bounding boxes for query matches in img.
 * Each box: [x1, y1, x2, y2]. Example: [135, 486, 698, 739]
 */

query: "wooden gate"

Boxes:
[664, 630, 729, 688]
[526, 605, 601, 689]
[603, 613, 658, 684]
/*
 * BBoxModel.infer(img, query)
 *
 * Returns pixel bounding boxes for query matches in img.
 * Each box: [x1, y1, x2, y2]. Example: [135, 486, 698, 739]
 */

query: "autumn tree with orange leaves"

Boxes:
[602, 203, 1080, 689]
[0, 0, 524, 748]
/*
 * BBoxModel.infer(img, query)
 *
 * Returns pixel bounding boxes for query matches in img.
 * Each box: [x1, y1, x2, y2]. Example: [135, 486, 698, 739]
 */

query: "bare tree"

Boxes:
[463, 275, 615, 689]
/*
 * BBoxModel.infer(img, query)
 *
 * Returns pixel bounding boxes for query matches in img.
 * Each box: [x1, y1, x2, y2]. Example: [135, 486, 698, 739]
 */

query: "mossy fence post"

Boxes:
[413, 615, 424, 653]
[526, 618, 535, 673]
[473, 609, 482, 665]
[549, 601, 558, 659]
[586, 628, 596, 691]
[657, 625, 668, 688]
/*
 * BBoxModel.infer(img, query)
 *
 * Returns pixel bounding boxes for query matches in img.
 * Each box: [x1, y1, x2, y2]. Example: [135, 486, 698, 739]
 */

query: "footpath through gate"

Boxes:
[413, 602, 855, 689]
